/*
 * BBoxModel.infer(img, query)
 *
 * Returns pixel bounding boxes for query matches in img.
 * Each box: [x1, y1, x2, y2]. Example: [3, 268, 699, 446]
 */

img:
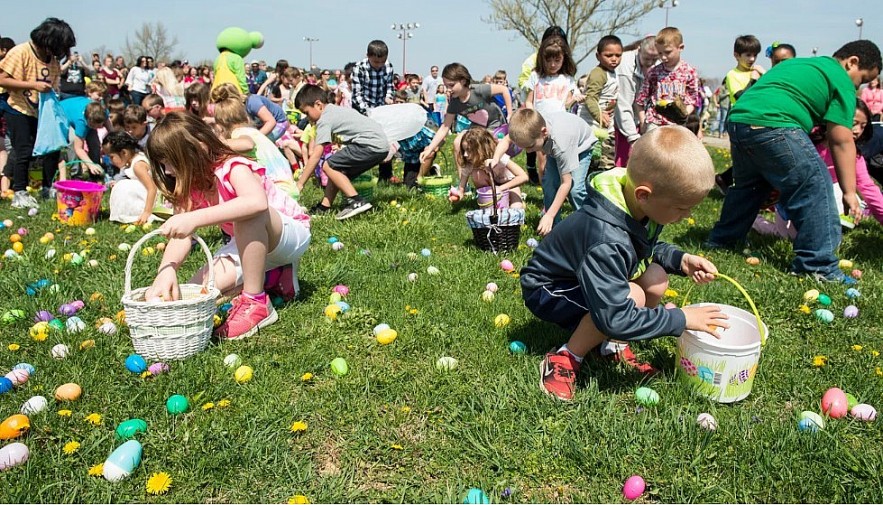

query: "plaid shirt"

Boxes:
[351, 58, 394, 114]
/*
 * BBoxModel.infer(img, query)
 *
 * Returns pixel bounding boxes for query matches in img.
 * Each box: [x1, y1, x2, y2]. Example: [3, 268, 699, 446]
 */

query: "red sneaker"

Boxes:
[608, 345, 659, 375]
[539, 350, 580, 401]
[265, 264, 297, 302]
[216, 294, 278, 340]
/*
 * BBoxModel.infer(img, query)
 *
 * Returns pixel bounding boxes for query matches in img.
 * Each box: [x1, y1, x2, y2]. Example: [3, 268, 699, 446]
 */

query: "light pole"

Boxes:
[303, 37, 319, 68]
[659, 0, 679, 26]
[392, 22, 419, 74]
[812, 47, 819, 57]
[856, 18, 864, 40]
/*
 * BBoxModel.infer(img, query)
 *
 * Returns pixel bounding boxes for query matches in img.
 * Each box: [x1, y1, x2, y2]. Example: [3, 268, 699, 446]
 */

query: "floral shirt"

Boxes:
[636, 60, 700, 126]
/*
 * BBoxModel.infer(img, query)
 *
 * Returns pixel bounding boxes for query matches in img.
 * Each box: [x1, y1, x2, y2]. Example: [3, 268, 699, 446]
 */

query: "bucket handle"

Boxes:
[681, 273, 766, 346]
[124, 228, 216, 296]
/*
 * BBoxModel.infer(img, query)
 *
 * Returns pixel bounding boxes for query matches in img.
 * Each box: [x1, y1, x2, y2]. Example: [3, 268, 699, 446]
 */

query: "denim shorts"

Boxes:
[523, 281, 589, 332]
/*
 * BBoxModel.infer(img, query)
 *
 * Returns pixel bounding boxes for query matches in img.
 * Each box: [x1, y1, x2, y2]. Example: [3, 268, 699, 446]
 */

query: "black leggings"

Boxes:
[5, 113, 59, 191]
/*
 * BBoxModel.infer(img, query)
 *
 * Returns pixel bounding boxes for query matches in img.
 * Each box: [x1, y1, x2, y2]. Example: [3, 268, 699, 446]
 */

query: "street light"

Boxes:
[856, 18, 864, 40]
[659, 0, 679, 27]
[303, 37, 319, 68]
[812, 47, 819, 57]
[392, 22, 420, 74]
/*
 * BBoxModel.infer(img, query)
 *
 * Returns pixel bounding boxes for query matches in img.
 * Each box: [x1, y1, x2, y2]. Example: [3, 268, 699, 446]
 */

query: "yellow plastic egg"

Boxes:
[0, 414, 30, 440]
[803, 289, 820, 302]
[12, 242, 23, 254]
[54, 383, 82, 401]
[234, 365, 254, 384]
[494, 314, 511, 328]
[745, 256, 760, 266]
[839, 259, 854, 269]
[376, 328, 398, 345]
[324, 304, 342, 320]
[29, 322, 49, 341]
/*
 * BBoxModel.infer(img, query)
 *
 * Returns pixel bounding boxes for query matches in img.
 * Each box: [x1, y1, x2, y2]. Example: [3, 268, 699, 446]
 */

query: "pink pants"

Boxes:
[615, 130, 632, 167]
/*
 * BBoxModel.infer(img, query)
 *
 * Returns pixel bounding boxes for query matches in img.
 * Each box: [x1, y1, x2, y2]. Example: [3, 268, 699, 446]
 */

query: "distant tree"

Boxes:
[89, 44, 113, 60]
[484, 0, 659, 66]
[121, 21, 180, 65]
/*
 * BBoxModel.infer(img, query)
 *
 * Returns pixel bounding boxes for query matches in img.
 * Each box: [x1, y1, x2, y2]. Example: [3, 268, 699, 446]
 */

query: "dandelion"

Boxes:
[686, 217, 696, 226]
[290, 421, 308, 433]
[390, 444, 403, 450]
[401, 406, 412, 414]
[84, 413, 102, 426]
[88, 463, 104, 477]
[140, 371, 152, 379]
[664, 289, 679, 298]
[63, 441, 81, 455]
[300, 373, 313, 382]
[799, 305, 811, 314]
[812, 355, 828, 367]
[852, 345, 864, 352]
[146, 472, 173, 495]
[288, 495, 310, 504]
[8, 343, 20, 351]
[409, 308, 419, 315]
[217, 399, 231, 408]
[876, 367, 883, 377]
[202, 402, 214, 411]
[873, 351, 880, 357]
[58, 409, 72, 417]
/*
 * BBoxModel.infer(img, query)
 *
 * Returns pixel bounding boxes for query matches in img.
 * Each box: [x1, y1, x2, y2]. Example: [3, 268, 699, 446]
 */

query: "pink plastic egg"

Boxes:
[16, 228, 27, 236]
[485, 282, 499, 293]
[622, 475, 646, 501]
[332, 285, 350, 297]
[852, 269, 863, 279]
[850, 403, 877, 422]
[0, 442, 29, 471]
[821, 387, 848, 418]
[500, 260, 514, 272]
[5, 369, 28, 386]
[148, 362, 170, 376]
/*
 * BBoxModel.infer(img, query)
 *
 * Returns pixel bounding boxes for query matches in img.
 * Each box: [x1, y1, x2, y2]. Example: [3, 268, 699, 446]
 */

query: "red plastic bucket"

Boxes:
[54, 180, 106, 225]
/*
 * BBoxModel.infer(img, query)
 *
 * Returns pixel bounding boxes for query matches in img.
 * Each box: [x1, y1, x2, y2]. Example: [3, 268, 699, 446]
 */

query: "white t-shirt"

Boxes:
[527, 72, 576, 116]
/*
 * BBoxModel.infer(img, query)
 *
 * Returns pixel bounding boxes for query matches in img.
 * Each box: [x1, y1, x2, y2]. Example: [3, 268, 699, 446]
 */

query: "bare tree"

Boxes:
[485, 0, 659, 66]
[90, 44, 113, 60]
[121, 21, 180, 65]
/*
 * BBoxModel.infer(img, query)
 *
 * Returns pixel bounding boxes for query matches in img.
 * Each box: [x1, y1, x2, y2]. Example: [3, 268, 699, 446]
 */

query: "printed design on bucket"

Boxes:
[679, 357, 697, 376]
[54, 181, 106, 226]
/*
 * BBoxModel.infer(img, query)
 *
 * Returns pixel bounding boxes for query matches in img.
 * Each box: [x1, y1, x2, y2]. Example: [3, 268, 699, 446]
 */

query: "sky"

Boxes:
[3, 0, 882, 83]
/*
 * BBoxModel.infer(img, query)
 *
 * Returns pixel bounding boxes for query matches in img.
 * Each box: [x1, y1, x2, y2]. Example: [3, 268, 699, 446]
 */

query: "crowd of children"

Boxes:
[1, 17, 882, 396]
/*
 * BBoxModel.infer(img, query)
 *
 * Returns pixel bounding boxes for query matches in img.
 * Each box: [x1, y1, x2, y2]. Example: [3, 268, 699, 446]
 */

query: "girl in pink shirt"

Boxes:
[144, 112, 311, 340]
[861, 78, 883, 121]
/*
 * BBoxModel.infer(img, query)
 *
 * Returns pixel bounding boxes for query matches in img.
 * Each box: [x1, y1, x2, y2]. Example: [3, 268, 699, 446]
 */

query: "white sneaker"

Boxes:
[11, 190, 38, 209]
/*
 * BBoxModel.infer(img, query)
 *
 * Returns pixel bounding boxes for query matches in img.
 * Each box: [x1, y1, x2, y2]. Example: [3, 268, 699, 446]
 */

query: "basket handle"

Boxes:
[681, 272, 766, 346]
[481, 166, 500, 224]
[124, 229, 216, 296]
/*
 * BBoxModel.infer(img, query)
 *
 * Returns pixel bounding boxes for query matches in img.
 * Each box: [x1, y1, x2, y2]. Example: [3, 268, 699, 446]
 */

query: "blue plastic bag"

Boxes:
[32, 91, 69, 156]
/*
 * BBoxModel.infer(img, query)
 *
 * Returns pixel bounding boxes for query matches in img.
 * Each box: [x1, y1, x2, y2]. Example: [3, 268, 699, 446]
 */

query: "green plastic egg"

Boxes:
[166, 394, 189, 415]
[635, 387, 660, 406]
[845, 393, 859, 410]
[330, 357, 349, 376]
[115, 419, 148, 439]
[817, 294, 832, 306]
[814, 309, 834, 323]
[49, 318, 65, 331]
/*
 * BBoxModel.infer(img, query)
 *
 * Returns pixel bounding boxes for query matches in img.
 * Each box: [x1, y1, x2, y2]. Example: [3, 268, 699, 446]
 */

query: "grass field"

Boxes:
[1, 145, 883, 503]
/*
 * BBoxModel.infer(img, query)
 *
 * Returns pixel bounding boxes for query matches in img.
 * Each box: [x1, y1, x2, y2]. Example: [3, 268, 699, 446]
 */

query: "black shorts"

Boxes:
[326, 144, 388, 179]
[523, 281, 589, 333]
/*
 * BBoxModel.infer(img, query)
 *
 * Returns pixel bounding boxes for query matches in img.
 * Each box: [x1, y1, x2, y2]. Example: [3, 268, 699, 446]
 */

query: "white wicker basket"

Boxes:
[121, 229, 220, 360]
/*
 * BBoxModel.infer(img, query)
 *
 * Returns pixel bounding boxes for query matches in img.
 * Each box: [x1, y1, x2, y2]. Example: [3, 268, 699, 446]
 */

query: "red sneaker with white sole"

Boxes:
[607, 345, 659, 375]
[539, 350, 580, 401]
[216, 294, 278, 340]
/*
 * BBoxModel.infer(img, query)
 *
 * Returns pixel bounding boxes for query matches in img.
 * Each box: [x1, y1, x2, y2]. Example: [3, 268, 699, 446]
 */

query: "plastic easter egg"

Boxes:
[48, 318, 64, 332]
[13, 363, 35, 376]
[20, 396, 47, 415]
[327, 236, 338, 244]
[28, 207, 38, 216]
[373, 323, 390, 335]
[58, 304, 75, 316]
[5, 369, 28, 387]
[798, 418, 819, 432]
[3, 219, 12, 228]
[852, 269, 863, 279]
[65, 316, 85, 333]
[844, 305, 859, 318]
[509, 341, 527, 354]
[70, 253, 84, 266]
[125, 354, 147, 373]
[499, 259, 515, 272]
[481, 290, 495, 302]
[463, 488, 490, 504]
[234, 365, 254, 384]
[635, 387, 660, 406]
[376, 328, 398, 345]
[407, 273, 418, 282]
[803, 289, 820, 302]
[223, 354, 241, 368]
[0, 415, 30, 440]
[814, 309, 834, 323]
[34, 311, 53, 322]
[54, 383, 82, 401]
[697, 413, 717, 431]
[11, 242, 23, 254]
[0, 378, 12, 394]
[332, 284, 349, 297]
[821, 387, 848, 418]
[102, 440, 142, 482]
[9, 233, 20, 243]
[436, 356, 458, 371]
[50, 344, 70, 359]
[87, 259, 99, 268]
[44, 248, 55, 259]
[2, 310, 24, 324]
[324, 304, 342, 320]
[330, 358, 349, 376]
[745, 256, 760, 266]
[421, 248, 431, 257]
[0, 443, 29, 471]
[846, 288, 861, 299]
[494, 314, 511, 328]
[817, 294, 832, 306]
[407, 252, 418, 261]
[331, 242, 344, 251]
[526, 238, 539, 248]
[799, 411, 825, 430]
[850, 403, 877, 422]
[147, 362, 169, 376]
[166, 395, 189, 414]
[427, 265, 440, 275]
[839, 259, 854, 269]
[117, 243, 130, 251]
[98, 321, 118, 335]
[622, 475, 646, 501]
[328, 292, 342, 304]
[85, 227, 96, 235]
[4, 249, 17, 259]
[115, 419, 148, 439]
[335, 301, 350, 313]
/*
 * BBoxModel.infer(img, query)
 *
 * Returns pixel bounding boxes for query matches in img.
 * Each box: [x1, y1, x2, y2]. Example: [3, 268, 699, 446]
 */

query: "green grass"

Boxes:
[2, 145, 883, 503]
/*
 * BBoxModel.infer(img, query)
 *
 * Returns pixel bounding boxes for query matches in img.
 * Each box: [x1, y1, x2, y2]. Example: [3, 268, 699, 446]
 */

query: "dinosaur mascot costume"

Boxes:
[212, 27, 264, 95]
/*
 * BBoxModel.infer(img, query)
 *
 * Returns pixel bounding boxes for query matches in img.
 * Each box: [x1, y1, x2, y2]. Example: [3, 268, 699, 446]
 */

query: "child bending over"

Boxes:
[106, 131, 158, 224]
[449, 128, 528, 209]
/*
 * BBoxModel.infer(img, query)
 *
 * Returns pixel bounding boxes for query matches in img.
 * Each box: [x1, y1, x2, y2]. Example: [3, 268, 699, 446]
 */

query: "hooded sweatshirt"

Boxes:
[520, 168, 688, 340]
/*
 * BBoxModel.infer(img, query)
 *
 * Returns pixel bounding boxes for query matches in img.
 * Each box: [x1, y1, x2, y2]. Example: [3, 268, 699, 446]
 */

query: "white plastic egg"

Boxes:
[20, 396, 48, 415]
[51, 344, 70, 359]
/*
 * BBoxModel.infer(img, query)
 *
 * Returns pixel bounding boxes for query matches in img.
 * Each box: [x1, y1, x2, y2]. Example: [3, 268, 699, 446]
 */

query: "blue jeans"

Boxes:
[716, 107, 729, 135]
[542, 148, 592, 224]
[707, 123, 842, 279]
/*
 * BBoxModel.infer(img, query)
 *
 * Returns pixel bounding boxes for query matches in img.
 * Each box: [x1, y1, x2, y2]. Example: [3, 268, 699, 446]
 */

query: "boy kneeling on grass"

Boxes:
[520, 126, 729, 401]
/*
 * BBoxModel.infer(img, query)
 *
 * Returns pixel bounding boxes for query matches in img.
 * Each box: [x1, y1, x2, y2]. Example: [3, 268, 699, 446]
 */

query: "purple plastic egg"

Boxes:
[844, 305, 859, 318]
[70, 300, 85, 310]
[147, 362, 170, 376]
[34, 311, 53, 323]
[58, 304, 76, 316]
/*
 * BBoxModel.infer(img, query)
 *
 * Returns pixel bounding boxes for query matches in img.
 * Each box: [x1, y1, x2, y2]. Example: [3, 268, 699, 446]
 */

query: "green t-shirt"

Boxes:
[728, 57, 855, 132]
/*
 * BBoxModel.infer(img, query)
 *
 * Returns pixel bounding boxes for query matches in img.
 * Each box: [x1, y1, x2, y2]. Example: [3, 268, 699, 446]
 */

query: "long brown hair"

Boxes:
[455, 128, 497, 168]
[184, 82, 209, 117]
[535, 36, 577, 77]
[146, 111, 238, 210]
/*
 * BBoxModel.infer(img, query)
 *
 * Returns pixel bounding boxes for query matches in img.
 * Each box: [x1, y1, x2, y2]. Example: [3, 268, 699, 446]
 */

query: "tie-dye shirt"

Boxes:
[636, 60, 700, 127]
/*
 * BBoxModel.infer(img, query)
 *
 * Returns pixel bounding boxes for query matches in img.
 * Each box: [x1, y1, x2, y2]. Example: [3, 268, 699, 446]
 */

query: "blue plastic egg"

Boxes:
[526, 238, 539, 248]
[102, 440, 142, 482]
[13, 363, 35, 376]
[0, 377, 13, 394]
[335, 301, 350, 313]
[509, 341, 527, 354]
[421, 248, 431, 257]
[846, 288, 861, 299]
[464, 488, 490, 504]
[798, 418, 820, 433]
[327, 236, 338, 244]
[124, 354, 147, 374]
[843, 275, 858, 286]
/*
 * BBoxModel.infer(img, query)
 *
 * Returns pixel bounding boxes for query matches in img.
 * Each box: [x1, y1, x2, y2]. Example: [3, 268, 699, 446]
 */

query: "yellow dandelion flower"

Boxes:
[217, 399, 231, 408]
[877, 367, 883, 377]
[8, 343, 20, 351]
[58, 409, 72, 417]
[63, 441, 81, 455]
[390, 444, 404, 450]
[300, 373, 313, 382]
[812, 355, 828, 367]
[88, 463, 104, 477]
[402, 220, 409, 225]
[405, 305, 411, 311]
[202, 402, 215, 411]
[401, 406, 411, 414]
[664, 289, 679, 298]
[140, 371, 152, 379]
[686, 217, 696, 226]
[873, 351, 880, 357]
[799, 304, 811, 314]
[146, 472, 173, 495]
[288, 495, 310, 504]
[852, 345, 864, 352]
[85, 413, 102, 426]
[290, 421, 308, 433]
[409, 308, 419, 315]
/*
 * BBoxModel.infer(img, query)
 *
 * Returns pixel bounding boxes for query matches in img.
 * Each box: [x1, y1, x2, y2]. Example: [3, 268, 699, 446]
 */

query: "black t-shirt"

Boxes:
[60, 64, 87, 96]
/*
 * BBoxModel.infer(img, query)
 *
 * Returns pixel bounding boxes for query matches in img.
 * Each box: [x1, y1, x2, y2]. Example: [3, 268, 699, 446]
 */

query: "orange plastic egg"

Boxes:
[9, 234, 21, 243]
[0, 414, 30, 440]
[54, 383, 82, 401]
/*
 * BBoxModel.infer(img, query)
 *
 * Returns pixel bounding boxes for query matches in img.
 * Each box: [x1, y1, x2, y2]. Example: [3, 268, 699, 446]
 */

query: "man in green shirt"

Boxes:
[706, 40, 881, 282]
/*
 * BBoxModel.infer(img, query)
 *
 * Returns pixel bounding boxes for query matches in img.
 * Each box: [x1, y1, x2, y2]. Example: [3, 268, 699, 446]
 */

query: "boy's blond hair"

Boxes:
[656, 27, 683, 47]
[85, 80, 106, 97]
[627, 125, 713, 200]
[508, 108, 546, 147]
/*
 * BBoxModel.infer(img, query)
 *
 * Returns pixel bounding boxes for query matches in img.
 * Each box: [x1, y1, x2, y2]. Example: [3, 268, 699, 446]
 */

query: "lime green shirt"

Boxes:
[724, 67, 753, 105]
[728, 57, 855, 132]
